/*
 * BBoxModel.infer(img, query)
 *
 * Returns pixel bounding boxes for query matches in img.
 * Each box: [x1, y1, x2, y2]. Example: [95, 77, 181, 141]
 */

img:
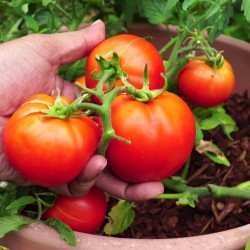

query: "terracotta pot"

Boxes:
[1, 24, 250, 250]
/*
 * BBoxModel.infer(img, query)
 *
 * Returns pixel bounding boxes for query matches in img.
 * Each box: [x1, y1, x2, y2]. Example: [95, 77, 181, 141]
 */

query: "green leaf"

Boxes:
[45, 218, 76, 246]
[182, 0, 199, 11]
[196, 140, 230, 167]
[205, 151, 230, 167]
[176, 192, 198, 208]
[136, 0, 178, 24]
[245, 238, 250, 250]
[199, 116, 221, 131]
[6, 196, 36, 210]
[242, 0, 250, 23]
[11, 0, 23, 7]
[194, 105, 238, 140]
[194, 118, 203, 145]
[104, 200, 135, 235]
[42, 0, 55, 6]
[23, 14, 39, 33]
[0, 215, 32, 238]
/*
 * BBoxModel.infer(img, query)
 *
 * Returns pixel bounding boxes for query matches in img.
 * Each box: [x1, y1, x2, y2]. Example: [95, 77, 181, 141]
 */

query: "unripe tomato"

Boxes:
[85, 34, 166, 91]
[3, 94, 99, 186]
[177, 57, 235, 107]
[106, 92, 196, 183]
[43, 186, 107, 234]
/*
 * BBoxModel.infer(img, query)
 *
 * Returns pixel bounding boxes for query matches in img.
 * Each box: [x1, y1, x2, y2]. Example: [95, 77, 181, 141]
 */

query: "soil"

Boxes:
[104, 91, 250, 239]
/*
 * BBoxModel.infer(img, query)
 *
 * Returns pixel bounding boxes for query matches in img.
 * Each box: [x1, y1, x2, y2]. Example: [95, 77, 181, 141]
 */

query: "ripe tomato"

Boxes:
[106, 92, 196, 183]
[177, 57, 235, 107]
[43, 186, 107, 234]
[85, 34, 166, 91]
[3, 94, 99, 186]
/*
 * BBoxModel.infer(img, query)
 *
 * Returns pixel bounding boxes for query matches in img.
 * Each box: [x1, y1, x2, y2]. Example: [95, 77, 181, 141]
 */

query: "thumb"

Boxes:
[48, 20, 105, 66]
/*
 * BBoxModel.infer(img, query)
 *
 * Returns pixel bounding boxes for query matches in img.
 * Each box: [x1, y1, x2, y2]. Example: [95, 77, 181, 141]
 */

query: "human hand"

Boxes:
[0, 20, 164, 201]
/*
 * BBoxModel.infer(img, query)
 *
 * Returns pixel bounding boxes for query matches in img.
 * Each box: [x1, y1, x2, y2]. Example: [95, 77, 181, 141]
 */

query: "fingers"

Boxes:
[49, 155, 107, 197]
[95, 168, 164, 202]
[48, 20, 105, 65]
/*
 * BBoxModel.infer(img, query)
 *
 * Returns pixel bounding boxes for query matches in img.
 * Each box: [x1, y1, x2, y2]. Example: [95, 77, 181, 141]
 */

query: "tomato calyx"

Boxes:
[90, 52, 128, 92]
[40, 95, 91, 119]
[121, 65, 167, 102]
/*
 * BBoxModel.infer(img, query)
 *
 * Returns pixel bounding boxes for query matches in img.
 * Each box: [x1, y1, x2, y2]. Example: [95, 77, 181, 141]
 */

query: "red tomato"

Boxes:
[85, 34, 166, 91]
[177, 57, 235, 107]
[3, 94, 99, 186]
[106, 92, 196, 183]
[43, 186, 107, 234]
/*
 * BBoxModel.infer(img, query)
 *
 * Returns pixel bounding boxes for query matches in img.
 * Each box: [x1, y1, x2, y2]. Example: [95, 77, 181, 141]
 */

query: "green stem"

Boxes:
[159, 36, 178, 56]
[161, 178, 250, 202]
[34, 192, 43, 220]
[156, 193, 185, 200]
[180, 156, 191, 180]
[54, 4, 71, 20]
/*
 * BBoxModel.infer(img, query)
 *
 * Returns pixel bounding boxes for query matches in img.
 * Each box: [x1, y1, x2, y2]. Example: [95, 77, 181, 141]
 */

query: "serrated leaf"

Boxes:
[242, 0, 250, 23]
[136, 0, 178, 24]
[194, 105, 238, 140]
[45, 218, 76, 246]
[104, 200, 135, 235]
[0, 215, 32, 238]
[6, 196, 36, 210]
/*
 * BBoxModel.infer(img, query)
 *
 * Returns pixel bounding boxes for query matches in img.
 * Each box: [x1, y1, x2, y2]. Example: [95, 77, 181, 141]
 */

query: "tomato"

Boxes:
[177, 57, 235, 107]
[106, 92, 196, 183]
[3, 94, 99, 186]
[43, 186, 107, 234]
[85, 34, 166, 91]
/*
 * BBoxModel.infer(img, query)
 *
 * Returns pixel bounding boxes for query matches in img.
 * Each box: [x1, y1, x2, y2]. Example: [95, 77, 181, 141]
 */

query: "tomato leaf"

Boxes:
[136, 0, 178, 24]
[44, 218, 76, 247]
[194, 118, 204, 145]
[23, 14, 39, 33]
[0, 184, 31, 216]
[104, 200, 135, 235]
[194, 105, 238, 140]
[176, 192, 198, 208]
[242, 0, 250, 23]
[205, 151, 230, 167]
[0, 215, 32, 238]
[6, 196, 36, 212]
[196, 140, 230, 167]
[182, 0, 199, 11]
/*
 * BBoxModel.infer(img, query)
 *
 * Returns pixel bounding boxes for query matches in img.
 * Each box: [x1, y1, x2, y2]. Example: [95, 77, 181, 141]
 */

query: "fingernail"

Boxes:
[91, 19, 102, 26]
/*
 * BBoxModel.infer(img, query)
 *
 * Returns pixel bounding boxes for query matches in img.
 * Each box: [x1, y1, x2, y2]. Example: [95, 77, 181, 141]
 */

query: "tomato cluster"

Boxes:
[2, 33, 235, 234]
